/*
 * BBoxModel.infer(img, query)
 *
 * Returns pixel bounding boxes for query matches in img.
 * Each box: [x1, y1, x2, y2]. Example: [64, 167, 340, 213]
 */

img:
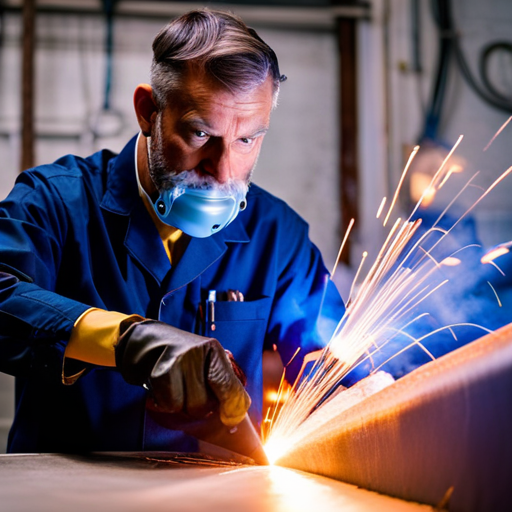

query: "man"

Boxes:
[0, 9, 343, 453]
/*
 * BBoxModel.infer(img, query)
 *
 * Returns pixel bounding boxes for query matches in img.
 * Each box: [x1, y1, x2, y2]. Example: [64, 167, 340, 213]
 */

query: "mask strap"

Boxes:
[134, 131, 156, 205]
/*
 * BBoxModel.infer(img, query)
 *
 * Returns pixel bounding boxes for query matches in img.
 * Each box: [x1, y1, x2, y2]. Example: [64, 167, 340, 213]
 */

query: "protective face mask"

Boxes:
[139, 134, 248, 238]
[153, 185, 247, 238]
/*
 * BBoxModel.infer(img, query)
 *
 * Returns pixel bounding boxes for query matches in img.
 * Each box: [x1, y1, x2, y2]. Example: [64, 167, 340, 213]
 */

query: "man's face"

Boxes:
[148, 67, 274, 193]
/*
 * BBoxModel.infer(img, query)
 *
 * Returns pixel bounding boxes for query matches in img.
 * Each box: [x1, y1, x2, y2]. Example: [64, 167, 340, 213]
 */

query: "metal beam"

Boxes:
[20, 0, 36, 171]
[276, 323, 512, 511]
[2, 0, 371, 29]
[337, 16, 359, 264]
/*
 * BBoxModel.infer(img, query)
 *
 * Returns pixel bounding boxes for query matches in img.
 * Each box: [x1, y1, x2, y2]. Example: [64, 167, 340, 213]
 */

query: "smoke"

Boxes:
[341, 206, 512, 386]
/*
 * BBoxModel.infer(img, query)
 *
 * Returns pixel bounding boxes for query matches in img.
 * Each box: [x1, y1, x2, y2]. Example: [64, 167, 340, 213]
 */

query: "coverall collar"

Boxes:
[100, 135, 250, 287]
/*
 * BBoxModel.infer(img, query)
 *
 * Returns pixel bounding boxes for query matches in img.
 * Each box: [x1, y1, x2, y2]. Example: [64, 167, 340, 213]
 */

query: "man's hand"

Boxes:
[115, 320, 251, 427]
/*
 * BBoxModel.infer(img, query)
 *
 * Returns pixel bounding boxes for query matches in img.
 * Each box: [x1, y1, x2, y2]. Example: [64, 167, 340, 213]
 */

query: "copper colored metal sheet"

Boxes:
[0, 452, 430, 512]
[276, 324, 512, 512]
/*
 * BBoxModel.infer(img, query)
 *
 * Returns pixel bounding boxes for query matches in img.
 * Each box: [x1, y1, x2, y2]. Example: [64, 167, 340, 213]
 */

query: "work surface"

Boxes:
[0, 452, 431, 512]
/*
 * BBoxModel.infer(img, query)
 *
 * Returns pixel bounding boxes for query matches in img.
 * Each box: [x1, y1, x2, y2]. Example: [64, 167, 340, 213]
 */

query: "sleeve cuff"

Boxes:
[62, 308, 145, 385]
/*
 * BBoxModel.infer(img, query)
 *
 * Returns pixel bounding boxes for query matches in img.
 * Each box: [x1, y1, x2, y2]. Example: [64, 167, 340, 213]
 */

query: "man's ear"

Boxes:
[134, 84, 158, 136]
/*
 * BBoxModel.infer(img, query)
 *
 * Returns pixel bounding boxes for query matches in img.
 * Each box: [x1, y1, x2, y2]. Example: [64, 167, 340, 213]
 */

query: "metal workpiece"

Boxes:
[192, 414, 269, 466]
[147, 412, 269, 466]
[0, 452, 430, 512]
[275, 323, 512, 512]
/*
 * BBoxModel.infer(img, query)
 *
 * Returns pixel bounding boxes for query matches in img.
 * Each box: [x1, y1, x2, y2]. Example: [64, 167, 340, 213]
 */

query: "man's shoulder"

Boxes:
[11, 149, 117, 203]
[246, 183, 308, 229]
[21, 149, 116, 182]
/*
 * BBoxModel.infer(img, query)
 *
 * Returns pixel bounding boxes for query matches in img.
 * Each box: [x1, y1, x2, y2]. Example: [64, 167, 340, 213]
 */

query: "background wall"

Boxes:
[385, 0, 512, 248]
[0, 0, 511, 452]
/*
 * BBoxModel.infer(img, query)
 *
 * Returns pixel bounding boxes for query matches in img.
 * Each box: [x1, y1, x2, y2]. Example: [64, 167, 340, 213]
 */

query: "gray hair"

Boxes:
[150, 9, 285, 109]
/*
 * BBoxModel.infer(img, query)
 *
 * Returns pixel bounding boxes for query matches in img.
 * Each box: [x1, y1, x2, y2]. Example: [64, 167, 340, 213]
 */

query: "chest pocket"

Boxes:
[204, 296, 272, 353]
[204, 296, 272, 424]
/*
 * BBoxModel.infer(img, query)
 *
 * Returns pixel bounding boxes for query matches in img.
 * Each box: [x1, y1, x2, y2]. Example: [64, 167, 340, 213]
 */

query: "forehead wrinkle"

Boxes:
[180, 111, 213, 130]
[167, 71, 273, 139]
[179, 99, 270, 138]
[178, 74, 273, 113]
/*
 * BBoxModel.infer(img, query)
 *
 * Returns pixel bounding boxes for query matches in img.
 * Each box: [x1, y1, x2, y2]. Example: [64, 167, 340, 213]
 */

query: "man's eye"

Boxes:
[240, 137, 253, 145]
[194, 130, 208, 138]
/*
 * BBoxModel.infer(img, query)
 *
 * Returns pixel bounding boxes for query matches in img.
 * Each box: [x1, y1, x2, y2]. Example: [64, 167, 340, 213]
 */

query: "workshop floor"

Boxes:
[0, 452, 431, 512]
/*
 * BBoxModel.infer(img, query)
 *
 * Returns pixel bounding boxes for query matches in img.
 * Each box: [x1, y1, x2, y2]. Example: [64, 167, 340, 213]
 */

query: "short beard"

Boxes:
[147, 117, 252, 198]
[157, 169, 251, 200]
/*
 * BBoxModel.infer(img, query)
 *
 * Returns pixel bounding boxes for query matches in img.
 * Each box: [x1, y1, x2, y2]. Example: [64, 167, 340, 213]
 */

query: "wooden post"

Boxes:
[337, 16, 359, 265]
[20, 0, 36, 172]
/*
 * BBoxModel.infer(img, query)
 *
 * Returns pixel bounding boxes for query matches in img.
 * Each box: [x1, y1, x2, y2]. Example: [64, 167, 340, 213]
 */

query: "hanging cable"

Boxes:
[478, 41, 512, 105]
[419, 0, 454, 142]
[419, 0, 512, 145]
[434, 0, 512, 115]
[90, 0, 124, 141]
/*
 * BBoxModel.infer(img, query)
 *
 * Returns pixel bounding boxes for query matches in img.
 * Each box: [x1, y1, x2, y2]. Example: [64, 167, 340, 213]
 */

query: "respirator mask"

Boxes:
[143, 136, 248, 238]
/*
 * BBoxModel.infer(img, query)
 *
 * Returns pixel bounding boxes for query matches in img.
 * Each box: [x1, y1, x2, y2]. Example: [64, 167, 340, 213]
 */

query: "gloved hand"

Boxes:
[115, 319, 251, 427]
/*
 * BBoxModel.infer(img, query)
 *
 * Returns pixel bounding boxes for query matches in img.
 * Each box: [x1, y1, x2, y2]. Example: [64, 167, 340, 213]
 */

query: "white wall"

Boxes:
[0, 12, 341, 267]
[384, 0, 512, 248]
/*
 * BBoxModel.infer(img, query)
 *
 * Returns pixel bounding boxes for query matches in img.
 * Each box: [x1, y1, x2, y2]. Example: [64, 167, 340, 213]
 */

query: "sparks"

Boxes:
[264, 137, 509, 465]
[487, 281, 502, 307]
[383, 145, 419, 227]
[331, 218, 355, 277]
[376, 197, 387, 219]
[486, 260, 506, 277]
[347, 251, 368, 304]
[484, 115, 512, 152]
[437, 163, 464, 190]
[481, 245, 511, 264]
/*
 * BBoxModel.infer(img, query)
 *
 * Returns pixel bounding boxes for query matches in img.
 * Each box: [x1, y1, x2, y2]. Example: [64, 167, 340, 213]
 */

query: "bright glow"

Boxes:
[409, 136, 464, 219]
[266, 391, 279, 402]
[264, 438, 292, 465]
[410, 173, 432, 204]
[266, 388, 291, 404]
[421, 186, 437, 208]
[266, 465, 349, 509]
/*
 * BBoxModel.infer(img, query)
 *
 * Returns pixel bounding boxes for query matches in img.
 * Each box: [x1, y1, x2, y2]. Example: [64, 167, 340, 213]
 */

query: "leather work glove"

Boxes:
[115, 320, 251, 427]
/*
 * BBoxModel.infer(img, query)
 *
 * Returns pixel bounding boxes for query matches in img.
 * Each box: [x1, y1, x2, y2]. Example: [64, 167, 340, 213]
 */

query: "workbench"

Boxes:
[0, 452, 430, 512]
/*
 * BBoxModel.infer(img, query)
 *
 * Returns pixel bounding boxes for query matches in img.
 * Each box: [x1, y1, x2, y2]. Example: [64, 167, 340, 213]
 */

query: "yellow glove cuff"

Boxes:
[65, 308, 144, 367]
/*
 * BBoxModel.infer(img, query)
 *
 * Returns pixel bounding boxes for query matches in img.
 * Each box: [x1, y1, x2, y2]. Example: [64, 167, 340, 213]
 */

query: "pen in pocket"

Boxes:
[207, 289, 216, 332]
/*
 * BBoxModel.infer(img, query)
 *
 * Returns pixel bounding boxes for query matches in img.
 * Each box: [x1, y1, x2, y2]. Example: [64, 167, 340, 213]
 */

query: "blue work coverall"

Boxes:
[0, 135, 344, 453]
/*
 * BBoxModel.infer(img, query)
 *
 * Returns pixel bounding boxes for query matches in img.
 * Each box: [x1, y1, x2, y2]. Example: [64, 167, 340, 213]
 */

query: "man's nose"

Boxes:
[202, 141, 232, 184]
